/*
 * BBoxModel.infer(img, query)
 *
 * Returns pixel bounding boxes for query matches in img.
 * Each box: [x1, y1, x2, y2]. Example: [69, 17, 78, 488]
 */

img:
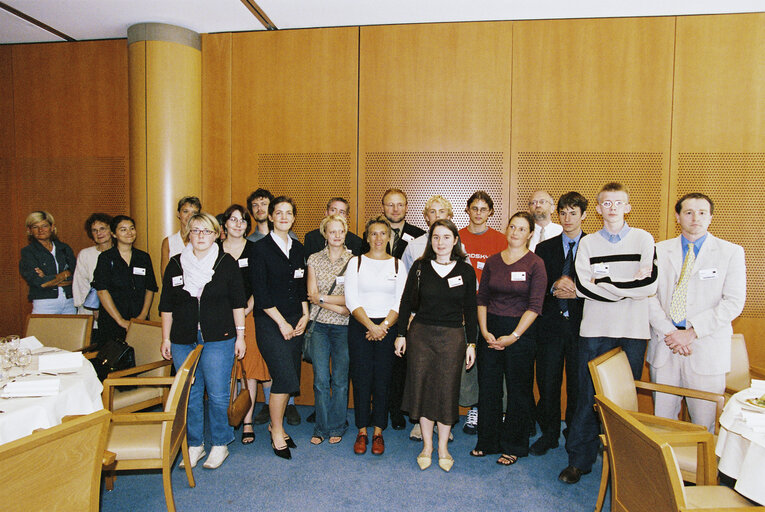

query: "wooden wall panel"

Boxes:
[230, 27, 359, 240]
[671, 14, 765, 364]
[201, 33, 232, 215]
[511, 17, 675, 239]
[4, 40, 130, 335]
[359, 22, 512, 230]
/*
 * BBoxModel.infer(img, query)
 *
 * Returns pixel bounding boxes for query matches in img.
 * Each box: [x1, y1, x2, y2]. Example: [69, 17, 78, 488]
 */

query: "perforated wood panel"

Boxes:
[362, 152, 506, 232]
[675, 153, 765, 318]
[255, 152, 353, 239]
[515, 152, 664, 239]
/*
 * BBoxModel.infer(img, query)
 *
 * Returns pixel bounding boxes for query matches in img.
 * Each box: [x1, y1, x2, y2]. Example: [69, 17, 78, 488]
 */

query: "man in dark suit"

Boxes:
[531, 191, 588, 456]
[304, 197, 363, 257]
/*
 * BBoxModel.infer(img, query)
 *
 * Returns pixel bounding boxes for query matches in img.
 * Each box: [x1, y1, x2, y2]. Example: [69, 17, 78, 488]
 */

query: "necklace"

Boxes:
[433, 259, 453, 265]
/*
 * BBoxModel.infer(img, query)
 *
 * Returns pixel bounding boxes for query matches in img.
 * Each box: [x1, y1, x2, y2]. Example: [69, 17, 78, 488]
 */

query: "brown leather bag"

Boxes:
[227, 358, 252, 427]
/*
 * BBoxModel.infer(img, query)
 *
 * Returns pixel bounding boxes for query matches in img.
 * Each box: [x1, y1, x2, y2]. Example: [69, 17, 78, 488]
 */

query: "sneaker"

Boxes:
[285, 404, 301, 426]
[253, 404, 270, 425]
[203, 445, 229, 469]
[179, 445, 206, 468]
[409, 424, 422, 441]
[463, 408, 478, 435]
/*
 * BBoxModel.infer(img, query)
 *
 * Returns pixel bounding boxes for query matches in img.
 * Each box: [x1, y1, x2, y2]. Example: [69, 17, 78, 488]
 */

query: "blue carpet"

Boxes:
[101, 405, 607, 512]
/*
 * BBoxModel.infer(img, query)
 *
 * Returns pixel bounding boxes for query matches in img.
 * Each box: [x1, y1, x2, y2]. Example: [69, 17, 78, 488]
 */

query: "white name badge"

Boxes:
[238, 258, 249, 268]
[592, 263, 609, 275]
[698, 268, 718, 280]
[335, 276, 345, 285]
[402, 233, 415, 242]
[448, 275, 464, 288]
[293, 268, 305, 279]
[511, 271, 526, 282]
[477, 261, 485, 270]
[172, 275, 184, 287]
[133, 267, 146, 275]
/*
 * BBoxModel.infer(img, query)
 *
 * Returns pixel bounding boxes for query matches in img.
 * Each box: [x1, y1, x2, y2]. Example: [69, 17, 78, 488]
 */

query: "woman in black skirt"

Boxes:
[250, 196, 309, 460]
[395, 219, 477, 472]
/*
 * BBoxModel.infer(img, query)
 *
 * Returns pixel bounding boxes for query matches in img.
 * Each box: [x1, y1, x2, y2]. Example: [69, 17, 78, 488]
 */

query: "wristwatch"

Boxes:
[383, 320, 390, 327]
[319, 295, 325, 304]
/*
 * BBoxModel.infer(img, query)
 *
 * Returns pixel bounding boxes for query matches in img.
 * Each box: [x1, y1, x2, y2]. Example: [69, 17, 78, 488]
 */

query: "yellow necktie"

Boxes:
[670, 244, 695, 323]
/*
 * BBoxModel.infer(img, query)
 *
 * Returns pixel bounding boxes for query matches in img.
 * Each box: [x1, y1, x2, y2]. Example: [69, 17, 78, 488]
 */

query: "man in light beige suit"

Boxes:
[648, 192, 746, 432]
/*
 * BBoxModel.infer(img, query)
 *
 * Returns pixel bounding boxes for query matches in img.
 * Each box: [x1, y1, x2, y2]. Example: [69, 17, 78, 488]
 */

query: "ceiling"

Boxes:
[1, 0, 764, 45]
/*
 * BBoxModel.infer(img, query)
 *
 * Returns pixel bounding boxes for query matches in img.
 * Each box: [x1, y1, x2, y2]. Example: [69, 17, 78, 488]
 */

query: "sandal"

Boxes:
[241, 423, 255, 445]
[470, 449, 486, 457]
[496, 454, 518, 466]
[329, 436, 342, 444]
[310, 435, 324, 445]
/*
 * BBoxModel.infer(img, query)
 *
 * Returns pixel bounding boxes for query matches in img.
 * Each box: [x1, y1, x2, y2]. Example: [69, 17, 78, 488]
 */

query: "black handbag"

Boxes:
[92, 337, 136, 381]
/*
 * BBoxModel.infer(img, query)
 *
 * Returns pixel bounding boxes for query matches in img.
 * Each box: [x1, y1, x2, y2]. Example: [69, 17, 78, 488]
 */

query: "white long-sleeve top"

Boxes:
[344, 255, 407, 318]
[72, 245, 101, 312]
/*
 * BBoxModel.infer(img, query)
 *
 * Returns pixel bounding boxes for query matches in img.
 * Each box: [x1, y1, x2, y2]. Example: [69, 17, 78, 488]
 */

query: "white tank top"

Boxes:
[168, 231, 185, 258]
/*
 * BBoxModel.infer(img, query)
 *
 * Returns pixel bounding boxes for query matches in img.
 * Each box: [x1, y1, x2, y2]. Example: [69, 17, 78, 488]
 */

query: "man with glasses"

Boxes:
[380, 188, 425, 259]
[647, 193, 745, 433]
[558, 182, 658, 484]
[528, 190, 562, 252]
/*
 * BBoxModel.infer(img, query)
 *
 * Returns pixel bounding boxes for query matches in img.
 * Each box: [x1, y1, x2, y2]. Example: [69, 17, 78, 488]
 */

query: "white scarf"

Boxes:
[180, 242, 218, 298]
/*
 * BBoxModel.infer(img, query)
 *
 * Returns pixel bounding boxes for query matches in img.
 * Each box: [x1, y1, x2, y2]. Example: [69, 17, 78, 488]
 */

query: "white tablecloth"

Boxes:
[716, 388, 765, 505]
[0, 352, 103, 444]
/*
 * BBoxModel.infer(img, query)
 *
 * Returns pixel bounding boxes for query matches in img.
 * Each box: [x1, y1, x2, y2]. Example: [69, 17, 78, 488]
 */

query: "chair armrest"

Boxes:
[83, 351, 98, 360]
[103, 376, 175, 388]
[103, 450, 116, 466]
[111, 412, 176, 424]
[77, 343, 99, 353]
[629, 411, 708, 432]
[635, 380, 724, 404]
[750, 365, 765, 380]
[107, 360, 172, 379]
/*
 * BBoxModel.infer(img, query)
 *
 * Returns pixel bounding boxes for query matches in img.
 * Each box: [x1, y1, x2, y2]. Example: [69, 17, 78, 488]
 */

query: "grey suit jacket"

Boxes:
[647, 233, 746, 375]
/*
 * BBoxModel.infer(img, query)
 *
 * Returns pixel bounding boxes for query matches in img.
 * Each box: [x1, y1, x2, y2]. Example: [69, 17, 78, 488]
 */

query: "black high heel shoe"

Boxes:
[284, 435, 297, 449]
[271, 440, 291, 459]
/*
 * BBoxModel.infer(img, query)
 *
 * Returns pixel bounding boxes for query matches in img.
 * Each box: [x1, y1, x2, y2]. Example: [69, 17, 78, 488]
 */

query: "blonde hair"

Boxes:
[423, 195, 453, 218]
[25, 211, 57, 242]
[320, 214, 348, 239]
[184, 212, 221, 242]
[597, 182, 629, 203]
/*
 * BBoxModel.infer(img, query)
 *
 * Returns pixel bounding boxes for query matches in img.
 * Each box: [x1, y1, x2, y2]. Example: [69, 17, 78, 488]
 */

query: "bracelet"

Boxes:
[235, 326, 245, 331]
[512, 331, 520, 339]
[467, 343, 476, 349]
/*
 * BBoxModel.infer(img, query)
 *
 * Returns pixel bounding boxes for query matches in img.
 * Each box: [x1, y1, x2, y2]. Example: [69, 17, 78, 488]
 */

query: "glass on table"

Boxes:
[14, 348, 32, 376]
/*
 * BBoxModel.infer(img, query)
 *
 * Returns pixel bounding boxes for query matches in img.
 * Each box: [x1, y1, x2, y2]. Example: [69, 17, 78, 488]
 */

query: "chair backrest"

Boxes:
[726, 333, 750, 394]
[594, 395, 688, 512]
[161, 345, 203, 456]
[24, 314, 93, 351]
[588, 347, 639, 411]
[0, 409, 111, 512]
[125, 319, 169, 377]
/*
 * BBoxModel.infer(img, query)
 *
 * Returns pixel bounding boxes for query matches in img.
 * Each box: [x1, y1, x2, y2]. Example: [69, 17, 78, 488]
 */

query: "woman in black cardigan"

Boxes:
[160, 212, 247, 470]
[251, 196, 309, 460]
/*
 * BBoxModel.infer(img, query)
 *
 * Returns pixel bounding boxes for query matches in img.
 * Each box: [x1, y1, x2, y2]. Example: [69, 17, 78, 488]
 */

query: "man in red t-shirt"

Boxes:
[458, 191, 507, 434]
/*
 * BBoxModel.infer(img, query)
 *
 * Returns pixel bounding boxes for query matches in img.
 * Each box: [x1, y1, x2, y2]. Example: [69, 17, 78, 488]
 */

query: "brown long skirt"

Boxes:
[401, 320, 466, 425]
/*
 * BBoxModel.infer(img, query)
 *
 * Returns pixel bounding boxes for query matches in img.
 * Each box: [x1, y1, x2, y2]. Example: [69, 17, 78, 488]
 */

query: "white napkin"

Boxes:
[1, 377, 61, 397]
[18, 336, 43, 350]
[37, 352, 83, 372]
[750, 379, 765, 393]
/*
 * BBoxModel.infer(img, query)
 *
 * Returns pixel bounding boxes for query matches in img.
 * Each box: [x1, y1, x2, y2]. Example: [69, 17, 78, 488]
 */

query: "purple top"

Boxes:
[477, 251, 547, 317]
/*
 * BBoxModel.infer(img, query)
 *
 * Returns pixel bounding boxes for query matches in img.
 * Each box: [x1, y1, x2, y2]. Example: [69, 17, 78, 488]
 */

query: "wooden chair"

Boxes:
[24, 313, 95, 352]
[103, 319, 172, 413]
[594, 395, 764, 512]
[726, 334, 765, 398]
[103, 345, 202, 512]
[588, 347, 724, 511]
[0, 409, 112, 512]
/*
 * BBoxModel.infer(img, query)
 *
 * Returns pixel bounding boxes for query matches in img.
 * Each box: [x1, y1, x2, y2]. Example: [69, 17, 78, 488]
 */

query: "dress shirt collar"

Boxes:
[681, 233, 707, 257]
[598, 222, 631, 243]
[270, 231, 292, 257]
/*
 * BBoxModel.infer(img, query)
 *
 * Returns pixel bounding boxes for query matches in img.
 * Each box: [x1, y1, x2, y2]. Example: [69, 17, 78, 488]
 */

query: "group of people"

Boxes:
[19, 181, 745, 479]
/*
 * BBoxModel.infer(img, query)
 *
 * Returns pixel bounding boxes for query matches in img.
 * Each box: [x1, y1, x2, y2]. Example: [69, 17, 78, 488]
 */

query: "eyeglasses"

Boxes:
[528, 199, 551, 206]
[600, 200, 627, 209]
[189, 229, 215, 236]
[228, 217, 247, 225]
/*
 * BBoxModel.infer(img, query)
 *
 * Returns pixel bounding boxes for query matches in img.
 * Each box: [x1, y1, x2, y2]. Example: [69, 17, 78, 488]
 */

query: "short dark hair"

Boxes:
[246, 188, 274, 215]
[466, 191, 494, 211]
[177, 196, 201, 212]
[268, 196, 297, 218]
[420, 219, 467, 263]
[220, 204, 252, 236]
[508, 211, 535, 235]
[326, 197, 350, 214]
[110, 215, 135, 234]
[557, 192, 589, 213]
[675, 193, 714, 215]
[362, 215, 392, 243]
[84, 213, 113, 241]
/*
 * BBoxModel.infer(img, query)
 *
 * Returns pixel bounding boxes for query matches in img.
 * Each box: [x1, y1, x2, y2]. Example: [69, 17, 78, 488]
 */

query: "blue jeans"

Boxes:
[311, 322, 349, 438]
[565, 336, 647, 472]
[171, 332, 236, 447]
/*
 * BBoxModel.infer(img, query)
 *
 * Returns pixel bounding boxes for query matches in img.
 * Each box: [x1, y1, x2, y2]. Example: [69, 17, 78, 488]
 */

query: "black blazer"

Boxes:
[250, 234, 307, 318]
[304, 228, 363, 257]
[535, 233, 585, 323]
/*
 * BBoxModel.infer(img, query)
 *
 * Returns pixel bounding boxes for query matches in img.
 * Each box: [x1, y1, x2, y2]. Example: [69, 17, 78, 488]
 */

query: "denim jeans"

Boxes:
[171, 332, 236, 447]
[565, 336, 647, 472]
[32, 293, 76, 314]
[311, 322, 349, 438]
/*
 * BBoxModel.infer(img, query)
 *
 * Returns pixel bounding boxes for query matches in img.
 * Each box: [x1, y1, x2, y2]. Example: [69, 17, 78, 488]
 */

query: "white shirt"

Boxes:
[344, 256, 407, 318]
[270, 231, 293, 258]
[72, 245, 102, 311]
[529, 222, 563, 252]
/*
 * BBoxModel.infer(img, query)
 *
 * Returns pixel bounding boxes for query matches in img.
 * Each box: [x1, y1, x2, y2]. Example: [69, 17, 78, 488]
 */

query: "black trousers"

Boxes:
[534, 312, 580, 441]
[348, 316, 397, 430]
[475, 313, 537, 456]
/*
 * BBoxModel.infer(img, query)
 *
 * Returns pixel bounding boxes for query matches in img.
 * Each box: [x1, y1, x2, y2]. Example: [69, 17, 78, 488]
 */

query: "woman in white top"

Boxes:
[344, 216, 407, 457]
[72, 213, 113, 342]
[160, 196, 201, 279]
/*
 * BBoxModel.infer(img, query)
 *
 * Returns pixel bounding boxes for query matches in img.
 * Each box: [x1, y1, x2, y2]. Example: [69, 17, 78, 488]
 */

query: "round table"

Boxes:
[0, 353, 103, 444]
[716, 388, 765, 505]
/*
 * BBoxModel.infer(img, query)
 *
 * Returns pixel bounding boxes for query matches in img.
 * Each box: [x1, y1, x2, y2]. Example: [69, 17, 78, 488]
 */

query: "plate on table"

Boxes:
[736, 393, 765, 412]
